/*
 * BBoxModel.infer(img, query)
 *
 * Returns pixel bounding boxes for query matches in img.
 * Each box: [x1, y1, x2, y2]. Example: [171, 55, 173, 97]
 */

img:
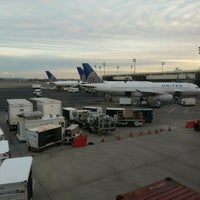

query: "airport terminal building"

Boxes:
[104, 69, 200, 86]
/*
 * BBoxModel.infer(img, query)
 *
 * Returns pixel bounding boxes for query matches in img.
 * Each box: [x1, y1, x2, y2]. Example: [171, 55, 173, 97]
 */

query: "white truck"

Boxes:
[17, 116, 65, 141]
[119, 97, 132, 105]
[6, 99, 33, 131]
[181, 98, 196, 106]
[30, 97, 62, 118]
[0, 156, 33, 200]
[26, 124, 63, 151]
[0, 140, 10, 165]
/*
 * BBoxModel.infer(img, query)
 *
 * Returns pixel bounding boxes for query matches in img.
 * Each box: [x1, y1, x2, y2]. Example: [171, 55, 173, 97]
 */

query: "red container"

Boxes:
[185, 120, 195, 128]
[73, 135, 87, 147]
[116, 177, 200, 200]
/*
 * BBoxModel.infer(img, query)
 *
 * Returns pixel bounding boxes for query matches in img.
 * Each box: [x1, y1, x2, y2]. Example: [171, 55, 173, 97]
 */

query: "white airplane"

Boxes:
[45, 71, 81, 88]
[82, 63, 200, 107]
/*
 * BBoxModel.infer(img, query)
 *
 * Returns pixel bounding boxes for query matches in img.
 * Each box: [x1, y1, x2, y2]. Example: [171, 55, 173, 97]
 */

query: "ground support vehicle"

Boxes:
[73, 110, 115, 134]
[119, 97, 132, 105]
[62, 107, 77, 122]
[116, 177, 200, 200]
[106, 108, 143, 127]
[26, 124, 63, 151]
[132, 108, 153, 123]
[83, 106, 103, 113]
[30, 97, 62, 118]
[0, 140, 10, 165]
[86, 112, 116, 134]
[64, 124, 80, 144]
[6, 99, 33, 131]
[73, 110, 91, 128]
[32, 83, 41, 89]
[0, 156, 33, 200]
[181, 98, 196, 106]
[17, 116, 65, 141]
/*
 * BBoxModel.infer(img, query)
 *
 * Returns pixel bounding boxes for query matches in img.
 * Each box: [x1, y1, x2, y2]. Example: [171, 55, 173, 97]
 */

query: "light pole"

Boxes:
[130, 65, 133, 75]
[133, 59, 136, 76]
[103, 62, 105, 78]
[161, 62, 165, 72]
[117, 66, 119, 76]
[99, 66, 101, 78]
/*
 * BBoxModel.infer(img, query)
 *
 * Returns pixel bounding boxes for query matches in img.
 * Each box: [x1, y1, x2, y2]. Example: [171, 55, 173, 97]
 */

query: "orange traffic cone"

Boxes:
[129, 131, 133, 137]
[101, 135, 105, 142]
[139, 131, 143, 136]
[147, 130, 152, 135]
[117, 134, 121, 140]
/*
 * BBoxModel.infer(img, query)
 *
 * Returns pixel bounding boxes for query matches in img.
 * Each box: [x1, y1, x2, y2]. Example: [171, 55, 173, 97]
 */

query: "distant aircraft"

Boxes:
[77, 67, 86, 83]
[45, 71, 80, 88]
[81, 63, 200, 107]
[82, 63, 103, 83]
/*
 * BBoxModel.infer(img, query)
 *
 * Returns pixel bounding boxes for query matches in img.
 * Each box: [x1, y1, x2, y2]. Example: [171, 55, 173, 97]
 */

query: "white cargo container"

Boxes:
[30, 97, 62, 118]
[119, 97, 132, 105]
[0, 156, 33, 200]
[0, 128, 5, 140]
[83, 106, 103, 113]
[68, 87, 79, 93]
[62, 107, 77, 121]
[6, 99, 33, 131]
[26, 124, 63, 151]
[0, 140, 10, 165]
[32, 83, 41, 89]
[181, 98, 196, 106]
[17, 116, 65, 141]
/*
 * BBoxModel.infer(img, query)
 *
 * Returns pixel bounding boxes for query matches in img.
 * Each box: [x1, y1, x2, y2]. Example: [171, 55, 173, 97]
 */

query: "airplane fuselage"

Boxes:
[83, 81, 200, 97]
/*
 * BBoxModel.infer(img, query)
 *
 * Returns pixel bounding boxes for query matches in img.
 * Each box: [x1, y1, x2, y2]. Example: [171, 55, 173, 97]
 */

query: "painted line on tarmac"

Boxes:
[168, 106, 177, 113]
[184, 107, 189, 113]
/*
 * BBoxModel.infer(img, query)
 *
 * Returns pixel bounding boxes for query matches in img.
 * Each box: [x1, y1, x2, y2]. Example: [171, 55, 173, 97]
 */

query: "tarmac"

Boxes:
[0, 83, 200, 200]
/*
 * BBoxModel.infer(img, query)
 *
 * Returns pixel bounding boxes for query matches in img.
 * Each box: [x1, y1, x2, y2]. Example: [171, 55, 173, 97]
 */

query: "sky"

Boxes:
[0, 0, 199, 79]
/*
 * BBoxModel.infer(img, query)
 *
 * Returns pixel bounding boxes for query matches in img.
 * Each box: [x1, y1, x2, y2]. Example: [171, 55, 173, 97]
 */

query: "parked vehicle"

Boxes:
[0, 156, 33, 200]
[106, 107, 143, 127]
[181, 98, 196, 106]
[26, 124, 63, 151]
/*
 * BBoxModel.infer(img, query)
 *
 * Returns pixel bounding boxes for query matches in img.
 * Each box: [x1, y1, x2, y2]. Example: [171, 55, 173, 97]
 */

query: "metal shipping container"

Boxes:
[116, 177, 200, 200]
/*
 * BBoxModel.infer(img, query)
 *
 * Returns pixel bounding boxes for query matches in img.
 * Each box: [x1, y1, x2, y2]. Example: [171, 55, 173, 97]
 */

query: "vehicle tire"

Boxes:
[153, 99, 161, 108]
[194, 123, 200, 131]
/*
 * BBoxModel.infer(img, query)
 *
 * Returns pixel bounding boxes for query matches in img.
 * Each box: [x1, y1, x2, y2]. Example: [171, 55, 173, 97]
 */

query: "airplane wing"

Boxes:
[136, 89, 167, 96]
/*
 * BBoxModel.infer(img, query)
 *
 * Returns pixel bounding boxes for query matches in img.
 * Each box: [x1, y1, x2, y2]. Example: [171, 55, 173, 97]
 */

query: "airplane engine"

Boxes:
[147, 94, 173, 108]
[157, 94, 173, 102]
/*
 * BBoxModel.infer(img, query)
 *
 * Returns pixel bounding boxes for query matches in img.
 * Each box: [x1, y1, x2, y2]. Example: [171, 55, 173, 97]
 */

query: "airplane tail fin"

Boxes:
[82, 63, 103, 83]
[77, 67, 86, 82]
[45, 71, 58, 82]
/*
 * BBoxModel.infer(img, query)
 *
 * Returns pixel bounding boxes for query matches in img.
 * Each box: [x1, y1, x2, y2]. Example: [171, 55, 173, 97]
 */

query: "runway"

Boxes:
[0, 85, 200, 200]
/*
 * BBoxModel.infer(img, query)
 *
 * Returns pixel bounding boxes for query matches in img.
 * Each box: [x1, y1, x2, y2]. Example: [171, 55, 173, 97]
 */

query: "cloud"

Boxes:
[0, 0, 199, 78]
